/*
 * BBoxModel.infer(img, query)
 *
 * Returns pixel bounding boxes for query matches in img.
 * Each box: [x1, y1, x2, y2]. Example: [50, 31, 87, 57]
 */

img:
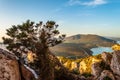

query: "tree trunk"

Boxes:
[32, 48, 54, 80]
[32, 48, 84, 80]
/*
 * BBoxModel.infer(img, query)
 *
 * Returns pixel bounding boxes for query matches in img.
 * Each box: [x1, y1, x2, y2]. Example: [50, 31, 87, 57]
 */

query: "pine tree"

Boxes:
[3, 20, 66, 80]
[3, 20, 82, 80]
[3, 20, 65, 58]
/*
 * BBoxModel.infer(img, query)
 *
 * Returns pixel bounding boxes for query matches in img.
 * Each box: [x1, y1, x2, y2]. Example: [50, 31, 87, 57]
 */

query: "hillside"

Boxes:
[51, 34, 116, 58]
[65, 34, 116, 48]
[106, 37, 120, 41]
[50, 43, 92, 58]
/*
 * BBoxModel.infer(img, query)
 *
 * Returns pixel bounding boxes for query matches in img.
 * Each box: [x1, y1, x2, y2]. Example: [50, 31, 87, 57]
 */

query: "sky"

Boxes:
[0, 0, 120, 42]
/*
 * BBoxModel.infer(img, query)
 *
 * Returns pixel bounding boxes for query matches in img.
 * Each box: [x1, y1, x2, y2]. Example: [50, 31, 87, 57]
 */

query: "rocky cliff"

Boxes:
[58, 50, 120, 80]
[0, 48, 35, 80]
[1, 46, 120, 80]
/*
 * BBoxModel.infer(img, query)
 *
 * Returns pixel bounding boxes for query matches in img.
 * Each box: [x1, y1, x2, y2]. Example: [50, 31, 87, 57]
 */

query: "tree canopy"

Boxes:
[2, 20, 66, 58]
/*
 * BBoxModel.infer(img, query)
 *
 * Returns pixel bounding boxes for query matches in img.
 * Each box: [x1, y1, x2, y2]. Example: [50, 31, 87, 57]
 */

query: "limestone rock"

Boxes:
[98, 70, 115, 80]
[0, 48, 36, 80]
[79, 61, 87, 74]
[115, 75, 120, 80]
[91, 62, 102, 79]
[0, 48, 21, 80]
[20, 64, 36, 80]
[110, 51, 120, 76]
[101, 52, 112, 65]
[71, 61, 78, 70]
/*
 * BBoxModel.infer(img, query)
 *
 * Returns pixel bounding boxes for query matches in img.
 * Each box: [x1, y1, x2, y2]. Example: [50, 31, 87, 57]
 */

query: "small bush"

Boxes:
[103, 76, 112, 80]
[81, 73, 92, 78]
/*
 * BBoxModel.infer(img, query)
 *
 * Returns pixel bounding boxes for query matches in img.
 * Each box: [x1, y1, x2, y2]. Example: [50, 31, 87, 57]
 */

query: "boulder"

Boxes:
[110, 51, 120, 76]
[20, 64, 36, 80]
[0, 48, 36, 80]
[0, 48, 21, 80]
[115, 75, 120, 80]
[101, 52, 112, 65]
[79, 61, 87, 74]
[98, 70, 115, 80]
[71, 61, 78, 70]
[91, 62, 102, 79]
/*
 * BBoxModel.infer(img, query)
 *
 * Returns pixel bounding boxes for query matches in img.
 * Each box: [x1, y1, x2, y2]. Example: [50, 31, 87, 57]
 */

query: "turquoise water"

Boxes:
[117, 41, 120, 44]
[91, 47, 113, 55]
[91, 40, 120, 55]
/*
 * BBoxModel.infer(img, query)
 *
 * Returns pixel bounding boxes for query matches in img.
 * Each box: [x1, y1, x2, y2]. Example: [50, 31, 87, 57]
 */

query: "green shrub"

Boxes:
[103, 76, 112, 80]
[81, 73, 92, 78]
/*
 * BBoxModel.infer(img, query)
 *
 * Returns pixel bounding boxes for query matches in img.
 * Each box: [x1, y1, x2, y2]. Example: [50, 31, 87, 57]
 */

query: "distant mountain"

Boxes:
[65, 34, 116, 48]
[106, 37, 120, 41]
[51, 34, 116, 58]
[50, 43, 92, 58]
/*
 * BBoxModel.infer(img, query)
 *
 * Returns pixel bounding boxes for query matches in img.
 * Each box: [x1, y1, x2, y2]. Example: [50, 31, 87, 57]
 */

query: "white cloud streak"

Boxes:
[68, 0, 107, 6]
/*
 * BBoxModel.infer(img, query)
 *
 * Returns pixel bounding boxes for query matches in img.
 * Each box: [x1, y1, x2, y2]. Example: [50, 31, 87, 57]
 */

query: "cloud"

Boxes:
[52, 8, 62, 13]
[68, 0, 107, 6]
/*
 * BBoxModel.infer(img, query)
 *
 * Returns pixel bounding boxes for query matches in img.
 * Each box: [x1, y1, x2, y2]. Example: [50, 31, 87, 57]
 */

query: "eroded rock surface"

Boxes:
[110, 51, 120, 76]
[101, 52, 112, 65]
[0, 48, 21, 80]
[91, 62, 102, 79]
[98, 70, 115, 80]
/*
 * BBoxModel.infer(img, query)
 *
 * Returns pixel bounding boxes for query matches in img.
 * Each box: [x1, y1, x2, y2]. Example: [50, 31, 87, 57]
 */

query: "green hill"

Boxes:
[65, 34, 116, 48]
[51, 34, 116, 58]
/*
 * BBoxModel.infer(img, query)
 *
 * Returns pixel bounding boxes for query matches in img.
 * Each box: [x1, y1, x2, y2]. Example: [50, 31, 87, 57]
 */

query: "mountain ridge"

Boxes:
[51, 34, 116, 58]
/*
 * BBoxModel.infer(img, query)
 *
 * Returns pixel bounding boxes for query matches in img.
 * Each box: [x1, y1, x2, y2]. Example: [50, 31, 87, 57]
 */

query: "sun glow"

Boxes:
[27, 51, 37, 63]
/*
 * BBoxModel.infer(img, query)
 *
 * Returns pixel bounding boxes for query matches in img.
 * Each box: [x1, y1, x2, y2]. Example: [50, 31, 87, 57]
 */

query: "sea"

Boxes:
[91, 41, 120, 55]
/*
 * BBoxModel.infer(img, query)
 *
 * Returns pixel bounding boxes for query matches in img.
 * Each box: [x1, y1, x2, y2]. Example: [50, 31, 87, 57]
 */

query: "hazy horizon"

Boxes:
[0, 0, 120, 42]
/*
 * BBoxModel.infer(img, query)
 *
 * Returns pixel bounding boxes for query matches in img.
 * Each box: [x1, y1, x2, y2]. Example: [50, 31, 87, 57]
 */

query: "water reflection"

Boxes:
[117, 41, 120, 44]
[91, 47, 113, 55]
[91, 40, 120, 55]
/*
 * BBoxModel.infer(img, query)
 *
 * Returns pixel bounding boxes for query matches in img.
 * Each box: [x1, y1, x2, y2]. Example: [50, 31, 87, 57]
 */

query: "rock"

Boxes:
[0, 48, 21, 80]
[79, 61, 87, 74]
[112, 44, 120, 51]
[101, 52, 112, 65]
[91, 62, 102, 79]
[71, 61, 78, 70]
[79, 57, 101, 75]
[115, 75, 120, 80]
[20, 64, 36, 80]
[98, 70, 115, 80]
[0, 48, 36, 80]
[110, 51, 120, 76]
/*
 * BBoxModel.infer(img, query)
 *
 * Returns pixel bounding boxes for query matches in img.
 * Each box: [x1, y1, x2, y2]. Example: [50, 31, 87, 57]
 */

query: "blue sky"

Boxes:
[0, 0, 120, 41]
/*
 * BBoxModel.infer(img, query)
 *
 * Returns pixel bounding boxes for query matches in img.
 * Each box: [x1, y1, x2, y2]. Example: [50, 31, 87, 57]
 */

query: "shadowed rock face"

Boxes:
[0, 48, 35, 80]
[98, 70, 115, 80]
[91, 62, 102, 79]
[0, 49, 21, 80]
[110, 51, 120, 76]
[101, 52, 112, 65]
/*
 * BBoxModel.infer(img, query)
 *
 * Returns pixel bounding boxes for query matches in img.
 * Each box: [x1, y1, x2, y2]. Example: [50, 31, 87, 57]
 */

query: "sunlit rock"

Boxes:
[79, 60, 87, 74]
[70, 61, 78, 70]
[112, 44, 120, 51]
[27, 51, 37, 63]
